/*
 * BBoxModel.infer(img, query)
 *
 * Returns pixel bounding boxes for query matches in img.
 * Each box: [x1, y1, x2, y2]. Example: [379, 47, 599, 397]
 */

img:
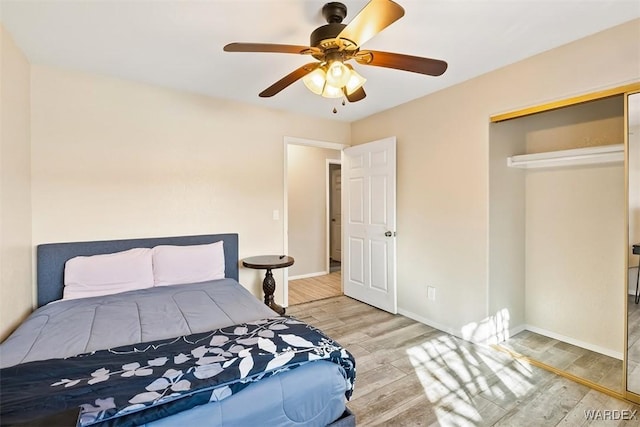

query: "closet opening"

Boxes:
[489, 92, 629, 396]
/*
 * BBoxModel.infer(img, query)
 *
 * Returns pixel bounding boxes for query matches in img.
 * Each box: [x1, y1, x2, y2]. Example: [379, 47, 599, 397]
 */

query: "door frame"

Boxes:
[283, 136, 348, 307]
[326, 159, 342, 273]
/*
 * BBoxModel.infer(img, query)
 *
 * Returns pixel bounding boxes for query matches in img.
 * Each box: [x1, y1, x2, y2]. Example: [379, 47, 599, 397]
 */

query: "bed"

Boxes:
[0, 234, 355, 426]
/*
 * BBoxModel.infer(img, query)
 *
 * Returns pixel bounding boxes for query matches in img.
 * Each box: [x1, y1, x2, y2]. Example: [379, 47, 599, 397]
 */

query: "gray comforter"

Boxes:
[0, 279, 276, 368]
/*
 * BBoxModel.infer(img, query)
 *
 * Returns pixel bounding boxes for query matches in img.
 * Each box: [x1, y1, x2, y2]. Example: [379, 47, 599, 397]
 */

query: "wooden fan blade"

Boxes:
[259, 63, 320, 98]
[224, 42, 317, 55]
[344, 86, 366, 103]
[337, 0, 405, 48]
[355, 50, 448, 76]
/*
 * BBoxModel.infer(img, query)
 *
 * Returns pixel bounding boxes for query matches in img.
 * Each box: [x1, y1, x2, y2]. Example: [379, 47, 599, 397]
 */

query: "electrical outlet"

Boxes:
[427, 286, 436, 301]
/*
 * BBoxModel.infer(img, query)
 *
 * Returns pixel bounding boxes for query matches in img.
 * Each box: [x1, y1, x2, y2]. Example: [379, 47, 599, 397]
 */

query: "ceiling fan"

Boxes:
[223, 0, 448, 103]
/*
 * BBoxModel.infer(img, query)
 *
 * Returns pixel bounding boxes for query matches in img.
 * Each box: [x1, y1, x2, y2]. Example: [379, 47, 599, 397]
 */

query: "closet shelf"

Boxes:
[507, 144, 624, 169]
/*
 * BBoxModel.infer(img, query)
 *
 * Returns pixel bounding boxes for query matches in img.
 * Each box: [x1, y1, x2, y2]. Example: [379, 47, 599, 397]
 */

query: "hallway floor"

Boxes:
[288, 271, 342, 305]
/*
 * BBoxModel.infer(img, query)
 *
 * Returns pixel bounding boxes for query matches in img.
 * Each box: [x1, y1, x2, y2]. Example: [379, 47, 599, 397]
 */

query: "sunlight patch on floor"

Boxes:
[407, 333, 536, 425]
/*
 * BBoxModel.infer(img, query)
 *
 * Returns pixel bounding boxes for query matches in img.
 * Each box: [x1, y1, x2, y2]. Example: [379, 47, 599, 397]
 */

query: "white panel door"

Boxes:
[342, 137, 397, 313]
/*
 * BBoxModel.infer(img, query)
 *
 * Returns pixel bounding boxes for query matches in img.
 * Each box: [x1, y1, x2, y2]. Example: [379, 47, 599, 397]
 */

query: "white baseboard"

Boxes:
[397, 308, 463, 340]
[288, 271, 329, 281]
[397, 308, 529, 346]
[396, 308, 621, 361]
[524, 325, 623, 360]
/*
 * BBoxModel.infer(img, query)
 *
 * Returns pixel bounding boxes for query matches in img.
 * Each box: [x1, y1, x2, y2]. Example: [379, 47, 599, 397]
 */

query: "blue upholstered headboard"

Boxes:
[36, 233, 239, 307]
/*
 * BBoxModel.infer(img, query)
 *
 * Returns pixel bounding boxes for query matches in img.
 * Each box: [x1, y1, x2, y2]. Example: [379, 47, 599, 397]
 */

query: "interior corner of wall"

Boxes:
[460, 308, 523, 345]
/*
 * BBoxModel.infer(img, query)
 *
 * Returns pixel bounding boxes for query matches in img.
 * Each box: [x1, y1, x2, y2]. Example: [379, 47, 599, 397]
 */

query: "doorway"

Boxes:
[329, 162, 342, 274]
[283, 137, 347, 306]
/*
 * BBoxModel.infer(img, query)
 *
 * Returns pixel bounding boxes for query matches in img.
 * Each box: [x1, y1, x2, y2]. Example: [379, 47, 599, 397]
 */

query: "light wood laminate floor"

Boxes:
[288, 296, 640, 426]
[288, 271, 342, 305]
[497, 295, 640, 397]
[499, 330, 624, 393]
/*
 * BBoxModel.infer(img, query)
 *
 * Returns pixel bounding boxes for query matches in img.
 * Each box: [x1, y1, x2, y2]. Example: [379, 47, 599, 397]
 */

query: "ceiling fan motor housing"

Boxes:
[310, 2, 348, 50]
[310, 23, 346, 48]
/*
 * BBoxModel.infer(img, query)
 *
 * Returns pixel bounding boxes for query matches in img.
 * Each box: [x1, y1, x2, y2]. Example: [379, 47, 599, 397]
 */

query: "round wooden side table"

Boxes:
[242, 255, 294, 315]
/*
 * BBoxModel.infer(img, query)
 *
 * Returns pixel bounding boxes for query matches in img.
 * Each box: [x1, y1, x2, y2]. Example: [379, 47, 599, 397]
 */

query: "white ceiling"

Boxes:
[1, 0, 639, 122]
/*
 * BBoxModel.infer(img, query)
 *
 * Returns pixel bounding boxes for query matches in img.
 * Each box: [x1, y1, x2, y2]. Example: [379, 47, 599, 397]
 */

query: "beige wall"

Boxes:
[351, 19, 640, 339]
[0, 25, 32, 340]
[287, 144, 340, 278]
[488, 120, 526, 338]
[30, 66, 350, 305]
[524, 96, 624, 153]
[526, 165, 624, 354]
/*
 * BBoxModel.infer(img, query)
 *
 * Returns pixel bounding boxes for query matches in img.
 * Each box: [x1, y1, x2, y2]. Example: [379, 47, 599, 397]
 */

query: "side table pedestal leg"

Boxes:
[262, 268, 285, 315]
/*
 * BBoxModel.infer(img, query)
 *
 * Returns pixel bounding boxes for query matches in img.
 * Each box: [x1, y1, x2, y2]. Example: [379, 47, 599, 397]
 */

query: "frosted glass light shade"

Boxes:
[302, 68, 326, 95]
[344, 68, 366, 95]
[322, 83, 343, 98]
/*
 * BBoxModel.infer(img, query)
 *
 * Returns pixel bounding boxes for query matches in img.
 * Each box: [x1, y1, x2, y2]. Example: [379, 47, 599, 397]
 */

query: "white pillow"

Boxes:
[152, 241, 225, 286]
[63, 248, 154, 300]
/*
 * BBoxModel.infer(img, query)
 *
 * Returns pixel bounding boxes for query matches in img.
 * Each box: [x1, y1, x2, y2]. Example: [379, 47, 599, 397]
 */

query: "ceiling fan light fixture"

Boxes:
[325, 60, 351, 88]
[302, 67, 327, 95]
[344, 66, 366, 95]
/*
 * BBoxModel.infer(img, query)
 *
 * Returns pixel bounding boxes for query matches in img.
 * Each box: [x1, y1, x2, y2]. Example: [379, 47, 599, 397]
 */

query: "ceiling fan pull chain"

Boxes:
[332, 96, 348, 114]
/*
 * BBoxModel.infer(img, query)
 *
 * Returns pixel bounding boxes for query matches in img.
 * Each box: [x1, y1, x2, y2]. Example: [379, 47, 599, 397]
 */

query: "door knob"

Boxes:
[385, 231, 393, 237]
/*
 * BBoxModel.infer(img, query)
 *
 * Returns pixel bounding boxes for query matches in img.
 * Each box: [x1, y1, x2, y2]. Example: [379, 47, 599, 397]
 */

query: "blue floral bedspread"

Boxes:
[0, 316, 355, 426]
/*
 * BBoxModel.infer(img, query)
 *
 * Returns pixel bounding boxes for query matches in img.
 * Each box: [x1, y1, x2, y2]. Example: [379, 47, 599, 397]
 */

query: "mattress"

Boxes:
[1, 279, 276, 367]
[0, 280, 352, 426]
